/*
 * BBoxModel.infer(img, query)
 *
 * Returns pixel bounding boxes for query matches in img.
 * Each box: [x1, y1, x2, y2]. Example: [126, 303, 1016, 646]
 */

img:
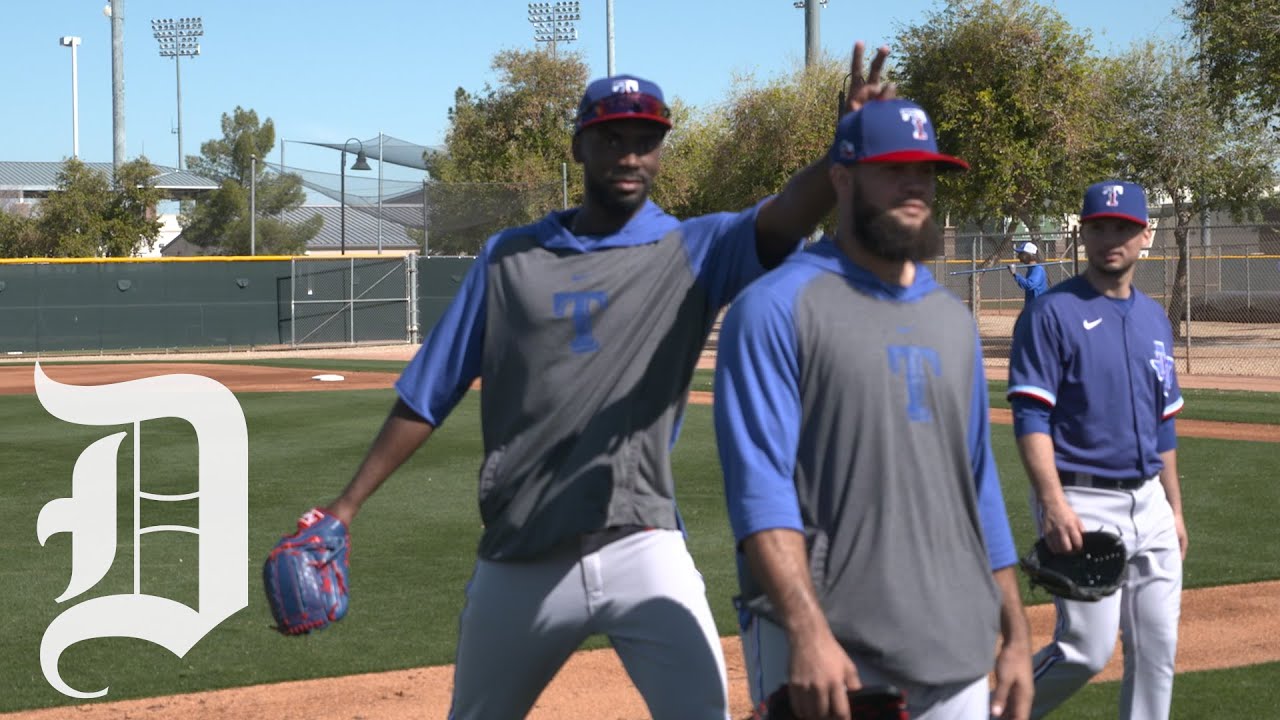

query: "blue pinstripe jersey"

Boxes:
[1008, 274, 1184, 480]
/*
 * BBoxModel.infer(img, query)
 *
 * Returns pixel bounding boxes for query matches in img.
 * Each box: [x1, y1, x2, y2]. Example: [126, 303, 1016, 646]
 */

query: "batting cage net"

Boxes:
[266, 162, 563, 257]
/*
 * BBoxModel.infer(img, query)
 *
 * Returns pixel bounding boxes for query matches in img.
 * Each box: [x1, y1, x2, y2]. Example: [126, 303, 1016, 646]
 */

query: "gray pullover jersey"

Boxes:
[715, 240, 1017, 686]
[396, 200, 776, 560]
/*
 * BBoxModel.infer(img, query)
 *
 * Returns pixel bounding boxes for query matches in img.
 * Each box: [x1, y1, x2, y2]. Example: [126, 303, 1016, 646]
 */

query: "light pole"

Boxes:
[340, 138, 372, 256]
[606, 0, 615, 76]
[58, 36, 82, 159]
[151, 17, 202, 170]
[528, 2, 579, 57]
[104, 0, 125, 173]
[250, 154, 257, 256]
[793, 0, 828, 68]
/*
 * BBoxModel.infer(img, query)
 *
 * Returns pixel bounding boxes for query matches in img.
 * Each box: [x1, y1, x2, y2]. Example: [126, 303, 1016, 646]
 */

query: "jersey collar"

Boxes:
[538, 200, 680, 252]
[801, 237, 940, 301]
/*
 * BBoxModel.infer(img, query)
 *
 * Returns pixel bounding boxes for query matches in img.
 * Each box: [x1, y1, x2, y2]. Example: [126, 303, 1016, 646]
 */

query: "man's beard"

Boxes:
[850, 188, 942, 262]
[583, 171, 651, 216]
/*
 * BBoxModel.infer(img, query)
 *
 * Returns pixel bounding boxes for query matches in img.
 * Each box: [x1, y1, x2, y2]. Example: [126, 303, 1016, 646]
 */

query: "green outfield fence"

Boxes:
[0, 255, 472, 356]
[1, 224, 1277, 376]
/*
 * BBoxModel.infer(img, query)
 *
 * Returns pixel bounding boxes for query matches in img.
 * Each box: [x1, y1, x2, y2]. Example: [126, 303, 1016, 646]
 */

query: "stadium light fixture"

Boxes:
[151, 16, 203, 170]
[528, 1, 580, 57]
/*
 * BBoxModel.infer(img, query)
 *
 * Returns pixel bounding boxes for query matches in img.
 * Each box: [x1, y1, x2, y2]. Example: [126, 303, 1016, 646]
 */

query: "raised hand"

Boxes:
[841, 41, 895, 117]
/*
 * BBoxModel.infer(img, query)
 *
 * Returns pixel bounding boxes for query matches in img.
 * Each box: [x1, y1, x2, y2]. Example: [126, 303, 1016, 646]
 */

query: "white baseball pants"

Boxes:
[1030, 479, 1183, 719]
[448, 528, 729, 719]
[740, 613, 991, 719]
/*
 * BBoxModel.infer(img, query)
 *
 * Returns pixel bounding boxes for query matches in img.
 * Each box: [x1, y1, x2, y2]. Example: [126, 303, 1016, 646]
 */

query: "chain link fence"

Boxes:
[287, 257, 414, 347]
[939, 225, 1280, 377]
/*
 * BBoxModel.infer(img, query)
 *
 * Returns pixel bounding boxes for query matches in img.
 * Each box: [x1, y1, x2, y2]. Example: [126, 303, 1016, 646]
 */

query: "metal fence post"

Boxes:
[1184, 246, 1192, 375]
[969, 234, 978, 315]
[250, 155, 257, 256]
[1217, 246, 1223, 292]
[1246, 252, 1252, 310]
[349, 257, 356, 344]
[406, 253, 419, 344]
[290, 257, 296, 348]
[422, 180, 430, 256]
[1064, 228, 1075, 275]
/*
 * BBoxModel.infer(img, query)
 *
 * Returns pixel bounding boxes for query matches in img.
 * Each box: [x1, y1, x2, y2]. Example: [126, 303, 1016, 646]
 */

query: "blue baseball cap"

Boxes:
[575, 75, 672, 134]
[1081, 180, 1149, 226]
[829, 98, 968, 170]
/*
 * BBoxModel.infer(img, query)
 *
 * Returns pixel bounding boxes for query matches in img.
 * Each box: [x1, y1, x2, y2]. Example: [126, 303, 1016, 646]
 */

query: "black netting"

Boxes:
[296, 134, 438, 171]
[266, 162, 562, 256]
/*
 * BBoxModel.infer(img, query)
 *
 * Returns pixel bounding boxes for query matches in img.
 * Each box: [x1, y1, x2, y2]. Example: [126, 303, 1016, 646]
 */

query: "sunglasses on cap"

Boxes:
[577, 92, 672, 132]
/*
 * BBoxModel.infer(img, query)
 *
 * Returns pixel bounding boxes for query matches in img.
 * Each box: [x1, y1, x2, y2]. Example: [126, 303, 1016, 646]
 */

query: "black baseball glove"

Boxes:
[1020, 530, 1126, 602]
[763, 684, 907, 720]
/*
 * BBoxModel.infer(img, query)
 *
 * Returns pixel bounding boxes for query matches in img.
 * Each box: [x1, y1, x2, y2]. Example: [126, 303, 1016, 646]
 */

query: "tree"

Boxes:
[1184, 0, 1280, 126]
[102, 158, 165, 256]
[1101, 41, 1279, 334]
[431, 48, 587, 186]
[29, 157, 162, 258]
[648, 99, 727, 220]
[424, 48, 588, 254]
[182, 107, 316, 255]
[35, 159, 111, 257]
[686, 58, 846, 225]
[0, 202, 41, 258]
[894, 0, 1105, 260]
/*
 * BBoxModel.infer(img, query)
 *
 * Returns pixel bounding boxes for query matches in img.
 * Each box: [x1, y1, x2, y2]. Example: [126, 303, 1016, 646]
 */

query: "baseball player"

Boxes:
[1008, 180, 1187, 719]
[1009, 241, 1048, 303]
[303, 45, 896, 720]
[714, 98, 1034, 720]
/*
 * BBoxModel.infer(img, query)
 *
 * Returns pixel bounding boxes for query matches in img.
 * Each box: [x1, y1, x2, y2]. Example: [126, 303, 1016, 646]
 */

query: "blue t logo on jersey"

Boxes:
[887, 345, 941, 422]
[1150, 340, 1174, 397]
[553, 291, 608, 354]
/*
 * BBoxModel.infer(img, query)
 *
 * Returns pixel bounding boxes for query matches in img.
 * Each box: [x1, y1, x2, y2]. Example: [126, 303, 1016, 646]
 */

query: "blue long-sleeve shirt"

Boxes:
[1013, 263, 1048, 303]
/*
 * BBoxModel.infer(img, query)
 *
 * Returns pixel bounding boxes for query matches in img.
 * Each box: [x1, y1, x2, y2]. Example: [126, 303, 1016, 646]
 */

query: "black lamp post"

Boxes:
[340, 137, 372, 255]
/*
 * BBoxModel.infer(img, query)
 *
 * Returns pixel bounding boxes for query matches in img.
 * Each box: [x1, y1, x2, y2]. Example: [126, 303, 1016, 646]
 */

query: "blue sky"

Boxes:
[2, 0, 1187, 186]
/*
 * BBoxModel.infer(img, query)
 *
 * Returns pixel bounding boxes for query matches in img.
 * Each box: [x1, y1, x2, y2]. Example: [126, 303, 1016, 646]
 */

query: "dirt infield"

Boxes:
[0, 362, 402, 396]
[6, 581, 1278, 720]
[1, 356, 1277, 719]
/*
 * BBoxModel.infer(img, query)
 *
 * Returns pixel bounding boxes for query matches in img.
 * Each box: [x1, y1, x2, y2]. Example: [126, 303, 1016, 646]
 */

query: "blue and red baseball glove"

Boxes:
[263, 507, 351, 635]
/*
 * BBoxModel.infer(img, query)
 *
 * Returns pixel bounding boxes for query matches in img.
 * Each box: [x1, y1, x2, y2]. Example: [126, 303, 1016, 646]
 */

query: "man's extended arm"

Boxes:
[753, 42, 892, 266]
[325, 398, 435, 525]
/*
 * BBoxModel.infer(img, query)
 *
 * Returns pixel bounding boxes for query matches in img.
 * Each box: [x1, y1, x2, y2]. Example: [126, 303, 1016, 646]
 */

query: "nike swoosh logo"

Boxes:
[1083, 318, 1103, 330]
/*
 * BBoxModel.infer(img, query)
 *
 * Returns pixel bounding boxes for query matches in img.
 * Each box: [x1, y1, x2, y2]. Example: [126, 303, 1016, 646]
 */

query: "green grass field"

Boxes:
[1, 373, 1277, 714]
